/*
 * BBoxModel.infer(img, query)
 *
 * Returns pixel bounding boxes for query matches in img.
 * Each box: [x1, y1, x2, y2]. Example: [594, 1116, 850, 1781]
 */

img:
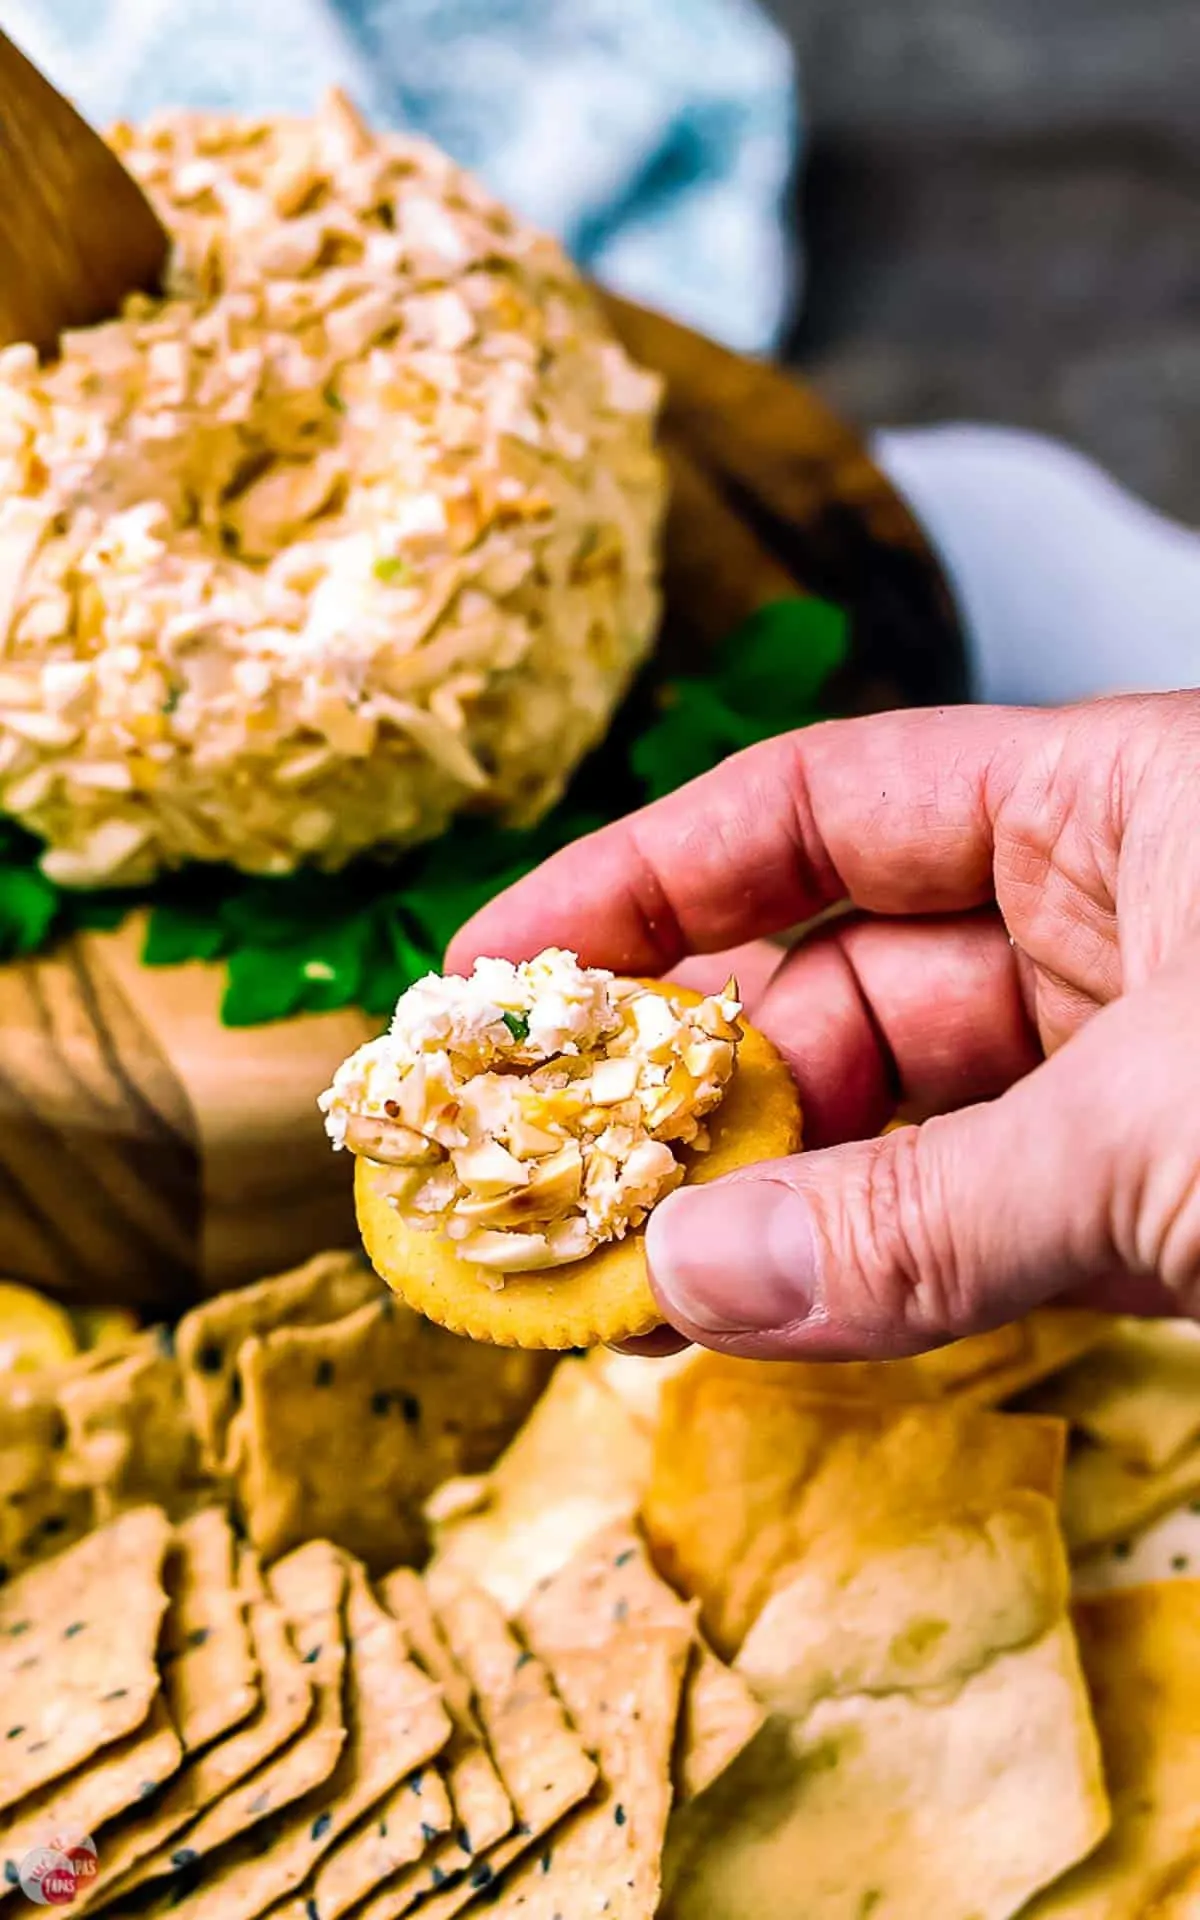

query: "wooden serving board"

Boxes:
[0, 299, 965, 1310]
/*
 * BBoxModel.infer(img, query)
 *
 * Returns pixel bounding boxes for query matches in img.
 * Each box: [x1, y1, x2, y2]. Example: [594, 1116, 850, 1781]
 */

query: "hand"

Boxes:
[447, 693, 1200, 1361]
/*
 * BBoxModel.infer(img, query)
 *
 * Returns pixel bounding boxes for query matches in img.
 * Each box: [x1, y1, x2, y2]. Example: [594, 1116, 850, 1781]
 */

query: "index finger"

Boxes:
[448, 704, 1050, 975]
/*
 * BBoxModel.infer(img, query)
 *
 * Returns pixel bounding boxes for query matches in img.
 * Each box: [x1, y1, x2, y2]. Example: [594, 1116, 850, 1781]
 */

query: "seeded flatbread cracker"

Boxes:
[112, 1541, 348, 1899]
[176, 1254, 381, 1475]
[0, 1379, 92, 1581]
[1062, 1434, 1200, 1556]
[355, 985, 802, 1350]
[231, 1299, 548, 1568]
[643, 1373, 1067, 1655]
[482, 1626, 691, 1918]
[1073, 1498, 1200, 1596]
[1022, 1582, 1200, 1917]
[427, 1359, 653, 1614]
[72, 1589, 312, 1915]
[0, 1505, 171, 1812]
[0, 1696, 179, 1898]
[663, 1619, 1108, 1920]
[519, 1523, 764, 1803]
[56, 1331, 219, 1521]
[378, 1570, 511, 1862]
[161, 1509, 257, 1754]
[353, 1582, 597, 1920]
[1022, 1319, 1200, 1471]
[131, 1558, 450, 1920]
[308, 1767, 454, 1920]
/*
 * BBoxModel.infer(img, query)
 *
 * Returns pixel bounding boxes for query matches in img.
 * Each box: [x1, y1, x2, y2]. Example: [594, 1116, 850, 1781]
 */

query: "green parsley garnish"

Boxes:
[501, 1010, 530, 1042]
[372, 555, 410, 585]
[0, 597, 847, 1025]
[323, 383, 347, 413]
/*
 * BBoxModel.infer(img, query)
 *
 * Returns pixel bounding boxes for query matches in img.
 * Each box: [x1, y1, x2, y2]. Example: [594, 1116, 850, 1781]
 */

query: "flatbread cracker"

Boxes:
[481, 1627, 691, 1918]
[353, 1583, 597, 1920]
[1023, 1582, 1200, 1917]
[735, 1488, 1070, 1719]
[0, 1505, 171, 1813]
[588, 1310, 1110, 1442]
[56, 1332, 219, 1521]
[111, 1541, 348, 1898]
[426, 1360, 652, 1613]
[519, 1523, 764, 1803]
[953, 1309, 1115, 1408]
[71, 1589, 312, 1914]
[1062, 1434, 1200, 1555]
[378, 1570, 511, 1860]
[161, 1509, 257, 1754]
[176, 1254, 381, 1475]
[663, 1619, 1108, 1920]
[1023, 1319, 1200, 1470]
[355, 985, 802, 1350]
[232, 1299, 548, 1568]
[308, 1767, 454, 1920]
[0, 1697, 180, 1896]
[643, 1374, 1067, 1654]
[0, 1379, 93, 1580]
[130, 1557, 450, 1920]
[1073, 1498, 1200, 1596]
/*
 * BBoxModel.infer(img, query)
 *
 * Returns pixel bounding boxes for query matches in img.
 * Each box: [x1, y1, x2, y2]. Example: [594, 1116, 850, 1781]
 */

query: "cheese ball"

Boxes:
[0, 91, 665, 886]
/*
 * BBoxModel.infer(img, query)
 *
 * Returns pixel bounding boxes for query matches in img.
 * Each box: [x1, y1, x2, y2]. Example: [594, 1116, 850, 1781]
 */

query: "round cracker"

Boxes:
[354, 982, 802, 1349]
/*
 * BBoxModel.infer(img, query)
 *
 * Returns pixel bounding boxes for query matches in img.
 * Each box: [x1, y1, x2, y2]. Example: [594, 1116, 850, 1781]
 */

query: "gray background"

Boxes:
[763, 0, 1200, 521]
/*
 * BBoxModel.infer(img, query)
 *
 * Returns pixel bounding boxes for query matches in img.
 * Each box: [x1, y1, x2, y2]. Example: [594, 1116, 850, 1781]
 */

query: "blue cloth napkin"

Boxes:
[1, 0, 799, 353]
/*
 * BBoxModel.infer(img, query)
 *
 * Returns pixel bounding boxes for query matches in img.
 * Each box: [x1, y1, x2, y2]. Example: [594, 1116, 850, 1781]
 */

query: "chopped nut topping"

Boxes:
[0, 94, 664, 886]
[320, 948, 742, 1273]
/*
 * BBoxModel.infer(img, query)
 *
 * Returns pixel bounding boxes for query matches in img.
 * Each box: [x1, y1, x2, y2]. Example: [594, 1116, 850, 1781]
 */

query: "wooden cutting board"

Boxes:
[0, 298, 965, 1311]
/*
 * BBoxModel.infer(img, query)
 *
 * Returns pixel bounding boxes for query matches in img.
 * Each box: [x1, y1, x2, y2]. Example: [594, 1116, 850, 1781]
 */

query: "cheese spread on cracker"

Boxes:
[320, 948, 742, 1273]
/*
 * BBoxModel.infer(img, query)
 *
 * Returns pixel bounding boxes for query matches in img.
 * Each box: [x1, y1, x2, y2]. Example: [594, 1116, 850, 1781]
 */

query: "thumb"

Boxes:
[644, 956, 1200, 1359]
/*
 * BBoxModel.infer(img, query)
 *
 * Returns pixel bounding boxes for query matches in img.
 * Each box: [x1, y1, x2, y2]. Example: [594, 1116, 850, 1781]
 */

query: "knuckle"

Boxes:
[824, 1128, 972, 1347]
[1134, 1161, 1200, 1319]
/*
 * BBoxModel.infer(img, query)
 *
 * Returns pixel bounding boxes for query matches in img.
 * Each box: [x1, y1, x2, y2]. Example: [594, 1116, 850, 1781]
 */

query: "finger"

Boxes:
[748, 909, 1041, 1146]
[644, 947, 1200, 1357]
[447, 704, 1052, 975]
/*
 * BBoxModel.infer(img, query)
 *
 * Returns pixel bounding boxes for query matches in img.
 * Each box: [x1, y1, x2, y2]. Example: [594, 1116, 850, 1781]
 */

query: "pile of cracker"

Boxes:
[0, 1254, 551, 1584]
[3, 1263, 1200, 1918]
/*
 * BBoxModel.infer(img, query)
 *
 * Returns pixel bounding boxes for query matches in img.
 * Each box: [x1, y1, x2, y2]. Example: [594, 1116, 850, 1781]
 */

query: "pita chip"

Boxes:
[1023, 1581, 1200, 1917]
[1023, 1319, 1200, 1471]
[643, 1373, 1065, 1654]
